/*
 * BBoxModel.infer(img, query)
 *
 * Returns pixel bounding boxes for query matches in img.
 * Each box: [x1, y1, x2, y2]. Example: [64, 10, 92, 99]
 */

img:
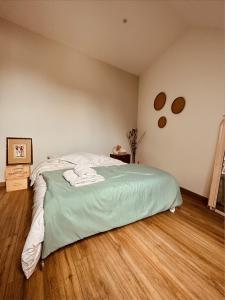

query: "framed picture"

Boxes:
[6, 137, 33, 165]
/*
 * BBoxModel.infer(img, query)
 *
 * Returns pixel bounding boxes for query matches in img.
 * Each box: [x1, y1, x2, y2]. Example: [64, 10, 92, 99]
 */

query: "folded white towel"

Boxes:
[63, 170, 79, 186]
[73, 175, 104, 187]
[74, 165, 97, 177]
[63, 169, 104, 187]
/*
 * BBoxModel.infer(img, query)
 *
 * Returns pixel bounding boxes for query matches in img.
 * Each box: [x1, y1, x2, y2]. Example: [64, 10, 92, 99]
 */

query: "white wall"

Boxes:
[0, 19, 138, 182]
[137, 29, 224, 197]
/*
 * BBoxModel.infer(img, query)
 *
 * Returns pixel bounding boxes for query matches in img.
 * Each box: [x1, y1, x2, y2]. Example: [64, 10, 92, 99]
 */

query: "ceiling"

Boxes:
[0, 0, 224, 75]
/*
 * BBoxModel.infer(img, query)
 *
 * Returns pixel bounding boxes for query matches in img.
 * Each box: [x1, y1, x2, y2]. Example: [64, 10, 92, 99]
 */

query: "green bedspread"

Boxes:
[42, 164, 182, 258]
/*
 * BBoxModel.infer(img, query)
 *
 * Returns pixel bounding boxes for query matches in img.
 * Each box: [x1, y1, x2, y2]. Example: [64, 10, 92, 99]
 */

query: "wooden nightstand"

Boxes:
[5, 165, 30, 192]
[110, 153, 130, 164]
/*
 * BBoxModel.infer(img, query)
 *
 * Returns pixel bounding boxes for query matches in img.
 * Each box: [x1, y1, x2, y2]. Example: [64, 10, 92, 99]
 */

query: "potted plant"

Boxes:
[127, 128, 145, 163]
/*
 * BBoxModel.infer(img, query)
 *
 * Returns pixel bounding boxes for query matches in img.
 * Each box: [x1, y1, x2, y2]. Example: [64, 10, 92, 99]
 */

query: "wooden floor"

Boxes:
[0, 187, 224, 300]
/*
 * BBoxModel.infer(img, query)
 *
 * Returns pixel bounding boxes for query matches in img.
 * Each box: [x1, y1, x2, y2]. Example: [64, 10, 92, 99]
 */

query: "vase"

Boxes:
[131, 152, 136, 163]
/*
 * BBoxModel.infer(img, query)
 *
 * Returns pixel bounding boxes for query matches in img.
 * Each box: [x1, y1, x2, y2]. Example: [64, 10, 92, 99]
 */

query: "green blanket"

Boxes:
[42, 164, 182, 258]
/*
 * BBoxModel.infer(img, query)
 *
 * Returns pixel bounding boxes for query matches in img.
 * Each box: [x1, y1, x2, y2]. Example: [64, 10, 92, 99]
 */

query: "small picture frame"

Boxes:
[6, 137, 33, 165]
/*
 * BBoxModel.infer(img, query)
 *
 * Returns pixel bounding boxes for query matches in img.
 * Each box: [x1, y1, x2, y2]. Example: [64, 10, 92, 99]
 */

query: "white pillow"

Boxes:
[60, 152, 126, 167]
[60, 152, 97, 165]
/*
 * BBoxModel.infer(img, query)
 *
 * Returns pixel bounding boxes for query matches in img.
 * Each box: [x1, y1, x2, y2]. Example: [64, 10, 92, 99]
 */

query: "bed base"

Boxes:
[40, 259, 45, 270]
[38, 207, 176, 272]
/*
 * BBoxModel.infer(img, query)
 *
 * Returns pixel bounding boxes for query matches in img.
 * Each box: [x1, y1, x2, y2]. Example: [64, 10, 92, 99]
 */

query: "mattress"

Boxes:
[42, 164, 182, 259]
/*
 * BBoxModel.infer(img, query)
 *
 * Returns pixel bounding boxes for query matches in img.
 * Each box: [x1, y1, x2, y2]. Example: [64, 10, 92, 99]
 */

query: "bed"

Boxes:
[22, 153, 182, 279]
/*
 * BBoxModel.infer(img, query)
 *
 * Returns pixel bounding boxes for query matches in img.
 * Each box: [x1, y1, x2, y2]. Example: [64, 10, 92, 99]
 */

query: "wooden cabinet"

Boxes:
[6, 178, 28, 192]
[5, 165, 30, 192]
[110, 153, 131, 164]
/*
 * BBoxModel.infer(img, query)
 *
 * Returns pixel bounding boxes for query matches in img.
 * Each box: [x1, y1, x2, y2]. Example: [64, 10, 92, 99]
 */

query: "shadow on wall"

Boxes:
[0, 18, 138, 181]
[0, 18, 137, 100]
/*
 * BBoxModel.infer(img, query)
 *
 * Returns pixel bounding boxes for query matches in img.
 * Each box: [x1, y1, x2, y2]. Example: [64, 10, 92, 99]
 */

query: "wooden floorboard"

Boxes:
[0, 187, 224, 299]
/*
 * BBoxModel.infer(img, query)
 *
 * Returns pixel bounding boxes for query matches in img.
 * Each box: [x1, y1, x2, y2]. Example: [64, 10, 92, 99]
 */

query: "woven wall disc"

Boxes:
[154, 92, 166, 111]
[171, 97, 185, 114]
[158, 116, 167, 128]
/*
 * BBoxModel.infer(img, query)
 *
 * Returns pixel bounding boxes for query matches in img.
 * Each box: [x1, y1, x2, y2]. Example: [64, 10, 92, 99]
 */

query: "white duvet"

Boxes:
[21, 153, 125, 279]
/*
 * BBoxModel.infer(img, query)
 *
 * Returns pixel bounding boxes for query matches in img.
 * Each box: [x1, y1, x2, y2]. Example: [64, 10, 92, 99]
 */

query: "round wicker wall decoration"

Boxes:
[158, 116, 167, 128]
[171, 97, 185, 114]
[154, 92, 166, 111]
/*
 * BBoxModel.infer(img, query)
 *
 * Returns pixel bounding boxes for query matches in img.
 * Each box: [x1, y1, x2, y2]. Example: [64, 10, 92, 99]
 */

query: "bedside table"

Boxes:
[5, 165, 30, 192]
[110, 153, 130, 164]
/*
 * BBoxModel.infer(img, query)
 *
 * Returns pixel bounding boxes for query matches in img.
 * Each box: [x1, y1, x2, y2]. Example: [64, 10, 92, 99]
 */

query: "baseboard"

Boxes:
[180, 187, 208, 204]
